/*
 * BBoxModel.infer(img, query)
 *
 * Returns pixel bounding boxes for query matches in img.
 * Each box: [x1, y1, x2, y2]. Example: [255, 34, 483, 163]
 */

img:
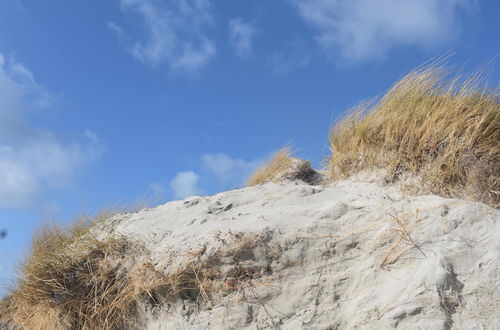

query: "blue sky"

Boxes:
[0, 0, 498, 291]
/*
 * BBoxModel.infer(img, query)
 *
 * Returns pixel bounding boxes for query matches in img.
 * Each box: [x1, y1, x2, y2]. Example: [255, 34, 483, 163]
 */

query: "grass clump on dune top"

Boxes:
[247, 147, 293, 186]
[328, 62, 499, 207]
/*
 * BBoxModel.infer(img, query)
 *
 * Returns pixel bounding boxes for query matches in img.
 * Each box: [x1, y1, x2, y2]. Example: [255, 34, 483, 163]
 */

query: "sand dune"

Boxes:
[2, 62, 498, 329]
[86, 177, 499, 329]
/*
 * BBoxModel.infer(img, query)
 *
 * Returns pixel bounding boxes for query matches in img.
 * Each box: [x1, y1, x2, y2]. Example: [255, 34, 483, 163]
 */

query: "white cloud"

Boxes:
[173, 39, 216, 71]
[0, 53, 103, 209]
[269, 40, 311, 74]
[111, 0, 216, 72]
[148, 182, 166, 201]
[159, 154, 263, 201]
[291, 0, 477, 62]
[229, 18, 255, 58]
[169, 171, 202, 199]
[201, 153, 264, 187]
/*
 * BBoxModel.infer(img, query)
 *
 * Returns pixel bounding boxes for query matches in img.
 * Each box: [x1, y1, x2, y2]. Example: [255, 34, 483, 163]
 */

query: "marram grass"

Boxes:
[0, 214, 275, 329]
[328, 62, 499, 207]
[247, 147, 293, 186]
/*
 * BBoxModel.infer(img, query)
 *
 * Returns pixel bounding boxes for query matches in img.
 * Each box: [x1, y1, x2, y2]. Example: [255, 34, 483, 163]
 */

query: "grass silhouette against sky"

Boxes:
[0, 0, 499, 293]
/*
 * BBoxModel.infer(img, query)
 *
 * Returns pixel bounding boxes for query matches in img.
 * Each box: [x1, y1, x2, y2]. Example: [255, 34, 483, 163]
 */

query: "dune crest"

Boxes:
[3, 175, 497, 329]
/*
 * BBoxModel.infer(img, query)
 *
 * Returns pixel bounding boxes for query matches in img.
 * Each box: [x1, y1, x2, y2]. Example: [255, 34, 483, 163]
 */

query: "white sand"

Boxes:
[96, 178, 499, 329]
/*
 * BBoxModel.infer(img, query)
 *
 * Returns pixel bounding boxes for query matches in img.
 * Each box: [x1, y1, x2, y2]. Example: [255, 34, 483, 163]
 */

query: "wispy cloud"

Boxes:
[229, 18, 255, 58]
[169, 171, 202, 199]
[148, 182, 167, 202]
[161, 153, 263, 201]
[110, 0, 216, 72]
[0, 53, 103, 209]
[201, 153, 264, 188]
[269, 40, 311, 74]
[291, 0, 478, 62]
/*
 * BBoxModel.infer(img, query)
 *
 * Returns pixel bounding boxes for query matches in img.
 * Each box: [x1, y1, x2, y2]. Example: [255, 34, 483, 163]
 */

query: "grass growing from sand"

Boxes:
[0, 209, 272, 330]
[247, 147, 293, 186]
[0, 213, 151, 330]
[2, 59, 498, 330]
[328, 61, 499, 207]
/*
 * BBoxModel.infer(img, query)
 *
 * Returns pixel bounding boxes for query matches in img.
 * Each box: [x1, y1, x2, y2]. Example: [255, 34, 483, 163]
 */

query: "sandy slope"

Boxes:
[94, 181, 500, 329]
[94, 178, 499, 329]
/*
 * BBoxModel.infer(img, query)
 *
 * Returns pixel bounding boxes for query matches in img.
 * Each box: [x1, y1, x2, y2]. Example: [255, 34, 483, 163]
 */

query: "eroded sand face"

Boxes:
[95, 179, 499, 329]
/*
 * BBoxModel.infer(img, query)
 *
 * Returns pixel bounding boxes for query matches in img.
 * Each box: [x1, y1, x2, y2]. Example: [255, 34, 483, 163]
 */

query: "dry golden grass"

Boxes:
[247, 147, 293, 186]
[380, 210, 430, 268]
[0, 203, 169, 329]
[2, 221, 152, 330]
[149, 232, 267, 305]
[0, 212, 272, 329]
[328, 62, 499, 207]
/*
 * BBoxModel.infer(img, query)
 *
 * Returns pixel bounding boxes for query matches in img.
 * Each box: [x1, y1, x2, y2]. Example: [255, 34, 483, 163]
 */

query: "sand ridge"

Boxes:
[91, 178, 499, 329]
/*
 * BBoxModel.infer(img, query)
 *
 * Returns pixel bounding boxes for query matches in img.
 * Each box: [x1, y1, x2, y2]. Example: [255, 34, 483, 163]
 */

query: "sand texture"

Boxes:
[89, 178, 499, 329]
